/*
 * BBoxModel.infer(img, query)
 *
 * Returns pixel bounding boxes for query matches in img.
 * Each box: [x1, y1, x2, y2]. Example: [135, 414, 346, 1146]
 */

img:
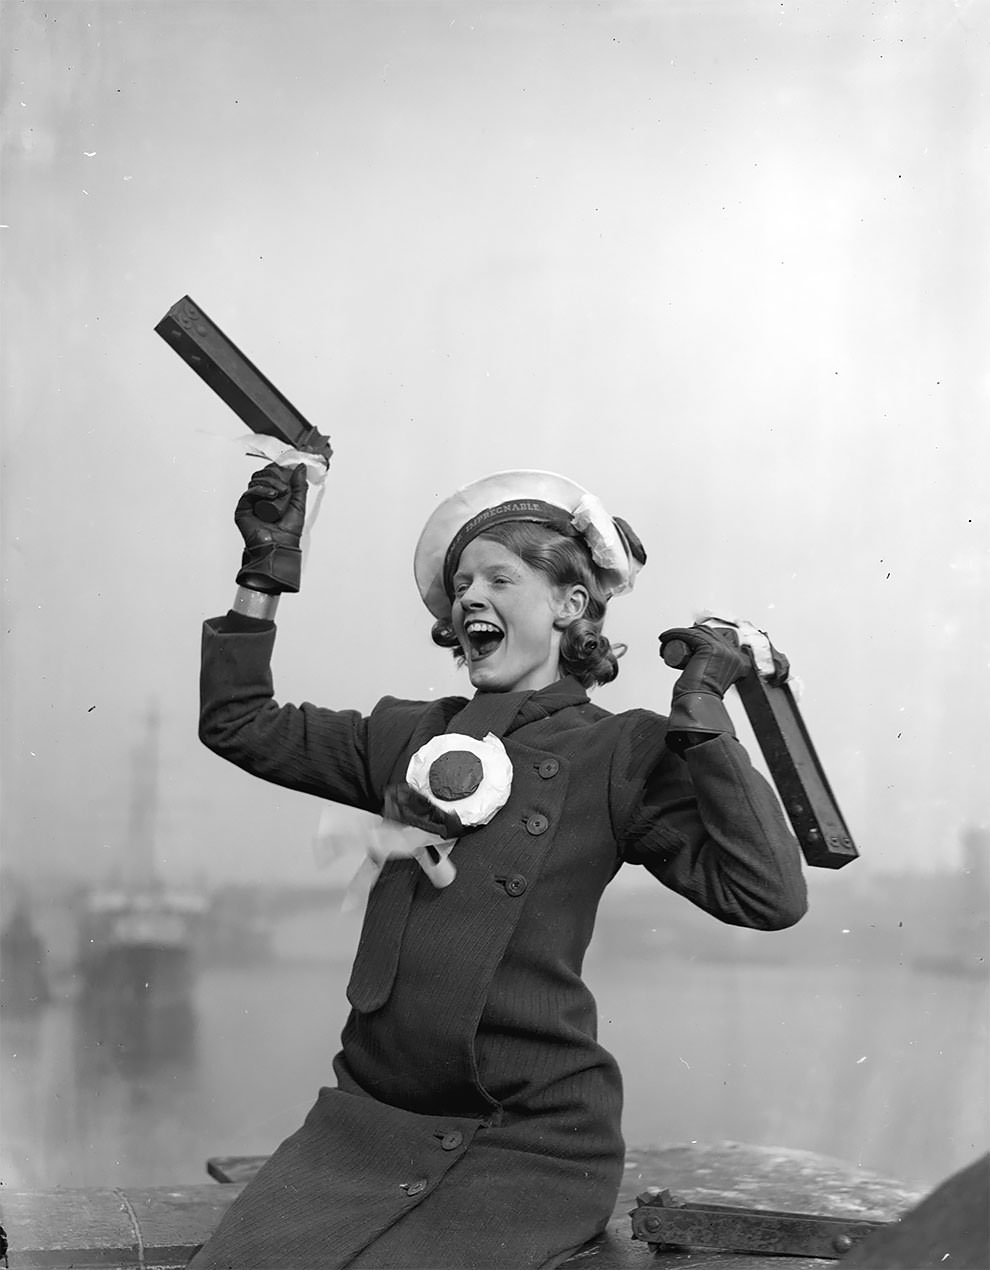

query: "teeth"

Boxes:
[465, 621, 501, 634]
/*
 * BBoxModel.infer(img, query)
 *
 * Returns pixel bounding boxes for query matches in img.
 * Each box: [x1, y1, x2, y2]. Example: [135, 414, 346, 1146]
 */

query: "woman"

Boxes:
[189, 465, 806, 1269]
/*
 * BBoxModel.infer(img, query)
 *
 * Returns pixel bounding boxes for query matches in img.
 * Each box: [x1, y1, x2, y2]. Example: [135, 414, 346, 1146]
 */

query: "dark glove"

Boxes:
[234, 463, 308, 593]
[383, 782, 465, 839]
[658, 623, 751, 751]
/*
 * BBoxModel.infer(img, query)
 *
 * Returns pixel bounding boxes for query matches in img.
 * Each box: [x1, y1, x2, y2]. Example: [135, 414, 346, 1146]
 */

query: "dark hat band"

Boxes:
[442, 499, 577, 598]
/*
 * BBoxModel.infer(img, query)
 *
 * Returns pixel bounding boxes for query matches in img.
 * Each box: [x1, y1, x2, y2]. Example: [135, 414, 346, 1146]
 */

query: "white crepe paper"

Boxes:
[238, 433, 329, 564]
[312, 809, 459, 912]
[367, 821, 458, 888]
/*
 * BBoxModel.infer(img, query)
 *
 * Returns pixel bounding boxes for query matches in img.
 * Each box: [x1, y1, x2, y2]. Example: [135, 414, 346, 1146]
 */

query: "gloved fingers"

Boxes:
[662, 620, 790, 686]
[234, 491, 275, 543]
[658, 628, 695, 670]
[286, 462, 309, 517]
[235, 463, 307, 541]
[661, 624, 749, 655]
[659, 625, 706, 653]
[659, 624, 741, 666]
[660, 623, 750, 693]
[703, 617, 791, 685]
[384, 782, 465, 839]
[235, 465, 289, 516]
[245, 462, 294, 496]
[247, 461, 309, 503]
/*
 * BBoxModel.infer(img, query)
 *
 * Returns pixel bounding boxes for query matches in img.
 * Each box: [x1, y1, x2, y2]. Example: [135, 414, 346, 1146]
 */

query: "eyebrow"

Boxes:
[452, 560, 523, 585]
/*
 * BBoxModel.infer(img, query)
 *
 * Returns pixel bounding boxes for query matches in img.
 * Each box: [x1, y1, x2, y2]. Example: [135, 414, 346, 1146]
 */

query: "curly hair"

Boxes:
[430, 520, 625, 688]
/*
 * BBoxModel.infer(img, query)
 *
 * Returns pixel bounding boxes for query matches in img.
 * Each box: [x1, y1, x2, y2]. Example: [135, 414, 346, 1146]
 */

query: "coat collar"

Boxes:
[446, 676, 589, 741]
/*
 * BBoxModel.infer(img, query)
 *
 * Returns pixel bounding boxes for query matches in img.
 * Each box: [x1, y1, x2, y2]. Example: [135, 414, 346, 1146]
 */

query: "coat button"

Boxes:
[537, 758, 559, 779]
[401, 1178, 428, 1196]
[505, 875, 528, 897]
[439, 1130, 463, 1150]
[525, 813, 549, 835]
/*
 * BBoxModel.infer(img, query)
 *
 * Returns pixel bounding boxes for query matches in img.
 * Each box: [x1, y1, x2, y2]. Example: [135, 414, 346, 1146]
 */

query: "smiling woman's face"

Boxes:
[451, 538, 585, 693]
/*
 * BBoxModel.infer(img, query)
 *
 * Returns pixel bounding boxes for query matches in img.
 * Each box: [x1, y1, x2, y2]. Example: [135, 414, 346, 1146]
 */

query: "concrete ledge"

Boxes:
[0, 1142, 923, 1269]
[0, 1184, 241, 1268]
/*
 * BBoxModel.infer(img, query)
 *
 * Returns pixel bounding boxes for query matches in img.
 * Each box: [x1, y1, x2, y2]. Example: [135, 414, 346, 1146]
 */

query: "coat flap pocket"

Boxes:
[346, 860, 417, 1013]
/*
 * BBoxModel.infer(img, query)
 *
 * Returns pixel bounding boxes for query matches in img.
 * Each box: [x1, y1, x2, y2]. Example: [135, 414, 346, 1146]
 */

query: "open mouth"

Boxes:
[464, 620, 505, 661]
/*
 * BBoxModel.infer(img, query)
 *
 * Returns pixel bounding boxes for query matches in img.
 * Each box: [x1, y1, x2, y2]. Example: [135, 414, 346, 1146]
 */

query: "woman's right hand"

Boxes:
[235, 463, 308, 546]
[234, 463, 308, 593]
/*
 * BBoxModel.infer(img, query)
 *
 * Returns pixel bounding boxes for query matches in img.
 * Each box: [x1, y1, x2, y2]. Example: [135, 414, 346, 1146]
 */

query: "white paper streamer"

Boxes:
[341, 824, 456, 912]
[312, 806, 457, 914]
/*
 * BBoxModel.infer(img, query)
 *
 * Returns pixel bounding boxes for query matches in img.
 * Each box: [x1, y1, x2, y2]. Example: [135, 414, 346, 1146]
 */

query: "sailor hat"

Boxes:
[414, 470, 646, 621]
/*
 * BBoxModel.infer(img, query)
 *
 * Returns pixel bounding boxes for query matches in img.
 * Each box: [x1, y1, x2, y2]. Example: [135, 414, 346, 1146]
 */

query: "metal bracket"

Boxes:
[630, 1189, 890, 1259]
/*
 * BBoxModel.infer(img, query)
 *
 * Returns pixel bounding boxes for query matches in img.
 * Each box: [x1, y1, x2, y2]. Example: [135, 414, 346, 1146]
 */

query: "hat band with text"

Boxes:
[442, 500, 577, 598]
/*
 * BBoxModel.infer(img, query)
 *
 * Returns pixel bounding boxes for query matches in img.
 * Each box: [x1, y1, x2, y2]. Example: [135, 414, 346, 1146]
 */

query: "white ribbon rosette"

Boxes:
[343, 732, 513, 906]
[401, 732, 513, 887]
[406, 733, 513, 826]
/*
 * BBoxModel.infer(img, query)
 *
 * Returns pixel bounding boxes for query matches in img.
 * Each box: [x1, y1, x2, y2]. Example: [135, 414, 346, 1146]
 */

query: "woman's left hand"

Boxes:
[658, 624, 751, 751]
[659, 624, 750, 699]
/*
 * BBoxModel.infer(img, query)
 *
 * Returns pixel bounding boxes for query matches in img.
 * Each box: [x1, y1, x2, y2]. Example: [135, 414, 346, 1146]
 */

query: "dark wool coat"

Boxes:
[189, 615, 807, 1270]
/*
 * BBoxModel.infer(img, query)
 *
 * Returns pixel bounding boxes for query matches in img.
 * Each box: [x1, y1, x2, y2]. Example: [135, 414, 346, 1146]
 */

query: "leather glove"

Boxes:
[383, 783, 466, 839]
[658, 623, 751, 751]
[234, 463, 308, 593]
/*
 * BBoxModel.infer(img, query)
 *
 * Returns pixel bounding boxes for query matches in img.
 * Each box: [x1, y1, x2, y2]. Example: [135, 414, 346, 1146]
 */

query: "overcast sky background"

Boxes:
[2, 0, 987, 892]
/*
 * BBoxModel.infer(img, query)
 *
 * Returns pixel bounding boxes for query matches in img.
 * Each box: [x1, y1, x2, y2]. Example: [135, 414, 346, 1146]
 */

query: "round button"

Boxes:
[505, 875, 528, 897]
[439, 1131, 463, 1151]
[402, 1178, 428, 1196]
[537, 759, 559, 779]
[525, 814, 549, 836]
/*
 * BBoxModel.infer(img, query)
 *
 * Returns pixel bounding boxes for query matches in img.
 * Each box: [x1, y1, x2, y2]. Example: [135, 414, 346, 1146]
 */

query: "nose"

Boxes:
[456, 580, 487, 610]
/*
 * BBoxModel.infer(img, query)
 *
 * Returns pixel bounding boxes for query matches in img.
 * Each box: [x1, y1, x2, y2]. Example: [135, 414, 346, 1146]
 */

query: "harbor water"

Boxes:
[2, 918, 986, 1195]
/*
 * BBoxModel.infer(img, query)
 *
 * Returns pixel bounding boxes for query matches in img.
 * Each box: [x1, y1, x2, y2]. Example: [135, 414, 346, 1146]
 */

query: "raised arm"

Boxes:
[617, 625, 808, 931]
[198, 462, 378, 811]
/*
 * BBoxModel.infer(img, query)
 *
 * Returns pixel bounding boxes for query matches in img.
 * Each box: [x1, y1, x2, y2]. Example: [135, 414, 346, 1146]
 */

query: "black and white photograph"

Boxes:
[1, 2, 987, 1266]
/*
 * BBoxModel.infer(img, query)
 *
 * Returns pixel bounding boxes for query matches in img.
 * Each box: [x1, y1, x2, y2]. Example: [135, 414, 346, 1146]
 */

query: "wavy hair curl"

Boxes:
[430, 521, 625, 688]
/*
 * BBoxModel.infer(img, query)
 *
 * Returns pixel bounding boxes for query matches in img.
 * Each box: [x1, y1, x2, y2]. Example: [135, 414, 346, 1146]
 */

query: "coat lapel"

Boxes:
[446, 677, 588, 741]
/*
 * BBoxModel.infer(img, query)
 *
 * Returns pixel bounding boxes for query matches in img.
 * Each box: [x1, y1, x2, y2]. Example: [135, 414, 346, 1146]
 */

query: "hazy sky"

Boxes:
[2, 0, 987, 890]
